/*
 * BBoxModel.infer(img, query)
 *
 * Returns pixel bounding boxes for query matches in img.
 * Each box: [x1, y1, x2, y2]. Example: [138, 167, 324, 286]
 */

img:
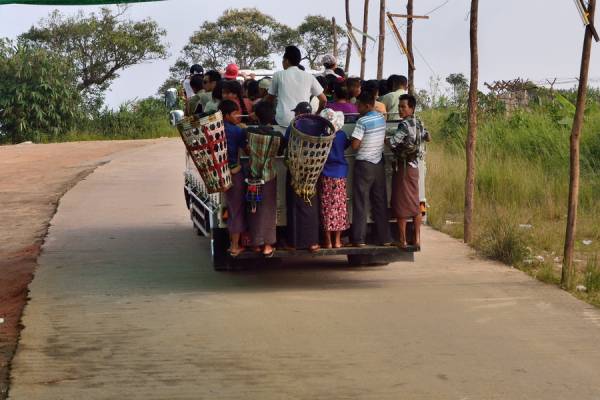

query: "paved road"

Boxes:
[9, 139, 600, 399]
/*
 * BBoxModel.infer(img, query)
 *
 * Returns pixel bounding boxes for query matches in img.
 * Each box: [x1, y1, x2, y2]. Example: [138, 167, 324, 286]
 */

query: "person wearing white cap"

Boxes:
[321, 54, 342, 79]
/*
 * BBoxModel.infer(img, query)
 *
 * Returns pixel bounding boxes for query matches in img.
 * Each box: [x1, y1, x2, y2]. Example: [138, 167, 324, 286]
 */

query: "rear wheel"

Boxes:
[212, 228, 230, 271]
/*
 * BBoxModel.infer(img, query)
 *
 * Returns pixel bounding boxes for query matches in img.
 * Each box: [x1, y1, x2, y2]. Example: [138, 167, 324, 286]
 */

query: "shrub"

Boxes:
[475, 217, 529, 266]
[585, 256, 600, 293]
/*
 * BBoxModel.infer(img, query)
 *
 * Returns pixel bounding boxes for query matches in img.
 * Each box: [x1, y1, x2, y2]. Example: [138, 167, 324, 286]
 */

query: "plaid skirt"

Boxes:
[320, 176, 349, 232]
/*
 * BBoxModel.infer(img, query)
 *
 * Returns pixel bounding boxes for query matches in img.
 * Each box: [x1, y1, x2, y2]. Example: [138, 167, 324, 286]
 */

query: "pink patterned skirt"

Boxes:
[320, 176, 350, 232]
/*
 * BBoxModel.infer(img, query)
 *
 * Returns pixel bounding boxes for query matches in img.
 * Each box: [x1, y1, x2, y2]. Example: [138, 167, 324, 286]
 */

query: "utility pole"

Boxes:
[386, 11, 428, 83]
[562, 0, 597, 289]
[464, 0, 479, 244]
[406, 0, 415, 94]
[377, 0, 385, 79]
[332, 17, 338, 59]
[345, 0, 352, 73]
[360, 0, 370, 79]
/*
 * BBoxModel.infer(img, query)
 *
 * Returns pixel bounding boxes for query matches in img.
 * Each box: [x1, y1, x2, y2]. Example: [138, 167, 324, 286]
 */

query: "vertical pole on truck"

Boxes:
[345, 0, 352, 73]
[562, 0, 597, 289]
[377, 0, 385, 79]
[406, 0, 415, 94]
[360, 0, 370, 79]
[464, 0, 479, 244]
[333, 17, 338, 59]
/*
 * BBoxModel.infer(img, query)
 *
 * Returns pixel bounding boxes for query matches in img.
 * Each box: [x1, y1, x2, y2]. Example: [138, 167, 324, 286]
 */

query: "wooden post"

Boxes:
[377, 0, 385, 79]
[360, 0, 370, 79]
[562, 0, 596, 289]
[464, 0, 479, 244]
[332, 17, 338, 59]
[345, 0, 352, 73]
[407, 0, 415, 94]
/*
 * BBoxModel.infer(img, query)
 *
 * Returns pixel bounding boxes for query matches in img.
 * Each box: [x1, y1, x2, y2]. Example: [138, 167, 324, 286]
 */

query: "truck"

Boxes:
[166, 83, 426, 271]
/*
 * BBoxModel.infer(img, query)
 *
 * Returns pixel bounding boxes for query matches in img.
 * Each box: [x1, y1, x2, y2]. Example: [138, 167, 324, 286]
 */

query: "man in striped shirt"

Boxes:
[350, 91, 391, 246]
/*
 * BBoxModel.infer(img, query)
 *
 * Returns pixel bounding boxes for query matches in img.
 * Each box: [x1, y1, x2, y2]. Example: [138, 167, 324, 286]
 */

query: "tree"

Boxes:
[406, 0, 414, 93]
[562, 0, 597, 289]
[0, 42, 81, 144]
[464, 0, 479, 244]
[376, 0, 385, 79]
[446, 73, 469, 106]
[298, 15, 346, 69]
[19, 7, 167, 108]
[179, 8, 297, 72]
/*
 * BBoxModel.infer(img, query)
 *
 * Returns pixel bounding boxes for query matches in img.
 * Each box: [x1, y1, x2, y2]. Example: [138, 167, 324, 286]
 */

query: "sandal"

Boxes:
[228, 248, 244, 258]
[263, 249, 275, 258]
[308, 244, 320, 253]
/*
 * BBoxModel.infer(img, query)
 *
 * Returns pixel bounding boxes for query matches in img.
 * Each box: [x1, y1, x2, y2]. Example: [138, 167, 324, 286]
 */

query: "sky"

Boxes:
[1, 0, 599, 108]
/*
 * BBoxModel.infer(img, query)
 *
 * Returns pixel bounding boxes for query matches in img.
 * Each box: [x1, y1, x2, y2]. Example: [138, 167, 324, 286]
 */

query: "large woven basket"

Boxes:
[177, 111, 232, 194]
[287, 114, 335, 201]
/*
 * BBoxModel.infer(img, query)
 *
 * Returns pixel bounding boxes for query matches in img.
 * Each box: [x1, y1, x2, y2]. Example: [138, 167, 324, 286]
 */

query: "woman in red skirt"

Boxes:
[319, 109, 350, 248]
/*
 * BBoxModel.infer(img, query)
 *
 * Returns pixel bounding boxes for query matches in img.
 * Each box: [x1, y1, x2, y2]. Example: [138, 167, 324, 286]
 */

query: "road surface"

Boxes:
[9, 139, 600, 399]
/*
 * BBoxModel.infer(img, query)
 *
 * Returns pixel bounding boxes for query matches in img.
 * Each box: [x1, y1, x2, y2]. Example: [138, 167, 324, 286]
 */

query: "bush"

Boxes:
[585, 256, 600, 293]
[69, 97, 176, 140]
[0, 42, 81, 144]
[475, 218, 529, 266]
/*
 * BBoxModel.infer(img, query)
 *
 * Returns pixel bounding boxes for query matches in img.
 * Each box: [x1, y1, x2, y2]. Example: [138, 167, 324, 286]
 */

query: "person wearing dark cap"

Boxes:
[183, 63, 204, 99]
[266, 45, 327, 126]
[283, 101, 320, 252]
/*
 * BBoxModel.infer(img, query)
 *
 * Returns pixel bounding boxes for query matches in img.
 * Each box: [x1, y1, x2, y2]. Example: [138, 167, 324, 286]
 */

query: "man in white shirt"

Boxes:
[266, 46, 327, 126]
[379, 74, 408, 121]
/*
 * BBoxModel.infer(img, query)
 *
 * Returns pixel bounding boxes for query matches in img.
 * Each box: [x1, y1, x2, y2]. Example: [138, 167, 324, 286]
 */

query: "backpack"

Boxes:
[394, 117, 423, 163]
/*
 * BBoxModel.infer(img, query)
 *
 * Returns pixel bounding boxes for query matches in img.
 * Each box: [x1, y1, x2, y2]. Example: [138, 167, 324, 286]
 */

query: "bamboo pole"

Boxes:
[562, 0, 596, 289]
[377, 0, 385, 79]
[345, 0, 352, 73]
[360, 0, 370, 79]
[464, 0, 479, 244]
[332, 17, 338, 59]
[407, 0, 415, 94]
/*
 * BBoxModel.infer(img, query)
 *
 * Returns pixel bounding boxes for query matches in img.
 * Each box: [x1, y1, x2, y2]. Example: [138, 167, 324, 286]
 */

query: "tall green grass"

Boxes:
[421, 99, 600, 304]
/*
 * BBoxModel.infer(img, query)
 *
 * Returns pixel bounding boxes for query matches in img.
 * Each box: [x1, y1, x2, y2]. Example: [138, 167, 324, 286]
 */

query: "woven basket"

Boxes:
[177, 111, 232, 194]
[287, 114, 335, 202]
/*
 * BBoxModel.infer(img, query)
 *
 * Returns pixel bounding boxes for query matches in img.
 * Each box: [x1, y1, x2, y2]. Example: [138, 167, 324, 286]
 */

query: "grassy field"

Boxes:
[421, 96, 600, 306]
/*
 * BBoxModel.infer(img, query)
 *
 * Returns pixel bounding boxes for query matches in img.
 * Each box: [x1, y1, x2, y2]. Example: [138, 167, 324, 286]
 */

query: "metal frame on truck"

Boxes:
[182, 121, 423, 271]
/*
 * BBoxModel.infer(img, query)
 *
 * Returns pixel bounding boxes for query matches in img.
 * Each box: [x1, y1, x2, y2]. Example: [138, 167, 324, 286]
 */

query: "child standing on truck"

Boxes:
[218, 100, 248, 257]
[387, 94, 430, 250]
[245, 101, 283, 257]
[319, 108, 350, 249]
[350, 91, 391, 247]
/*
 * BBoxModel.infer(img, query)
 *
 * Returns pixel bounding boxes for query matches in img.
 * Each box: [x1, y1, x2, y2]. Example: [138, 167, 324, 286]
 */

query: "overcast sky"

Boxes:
[1, 0, 599, 107]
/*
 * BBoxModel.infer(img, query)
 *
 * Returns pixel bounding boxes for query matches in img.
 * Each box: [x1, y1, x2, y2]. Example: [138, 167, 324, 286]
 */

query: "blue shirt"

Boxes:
[322, 130, 350, 178]
[224, 121, 247, 168]
[351, 111, 386, 164]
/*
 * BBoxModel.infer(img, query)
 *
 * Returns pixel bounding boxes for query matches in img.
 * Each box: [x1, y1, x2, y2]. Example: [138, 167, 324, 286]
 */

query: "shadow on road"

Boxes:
[39, 225, 396, 297]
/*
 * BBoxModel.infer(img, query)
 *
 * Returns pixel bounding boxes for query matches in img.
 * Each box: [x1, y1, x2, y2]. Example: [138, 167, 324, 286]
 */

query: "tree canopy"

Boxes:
[298, 15, 345, 69]
[180, 8, 297, 71]
[19, 7, 168, 107]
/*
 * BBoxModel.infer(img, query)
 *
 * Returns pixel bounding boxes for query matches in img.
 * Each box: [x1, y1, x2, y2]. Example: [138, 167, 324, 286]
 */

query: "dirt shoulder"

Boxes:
[0, 139, 163, 399]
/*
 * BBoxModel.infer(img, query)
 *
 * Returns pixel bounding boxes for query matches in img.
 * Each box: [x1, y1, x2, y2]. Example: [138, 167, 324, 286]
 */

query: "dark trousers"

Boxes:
[351, 159, 390, 245]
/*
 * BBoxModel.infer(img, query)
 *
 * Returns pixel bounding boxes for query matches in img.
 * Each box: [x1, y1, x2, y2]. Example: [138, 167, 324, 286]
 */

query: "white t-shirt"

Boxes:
[269, 66, 324, 126]
[183, 78, 195, 99]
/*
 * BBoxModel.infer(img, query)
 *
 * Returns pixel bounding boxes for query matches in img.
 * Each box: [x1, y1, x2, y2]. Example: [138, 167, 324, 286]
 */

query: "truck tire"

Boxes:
[184, 187, 191, 209]
[347, 254, 389, 267]
[212, 228, 230, 271]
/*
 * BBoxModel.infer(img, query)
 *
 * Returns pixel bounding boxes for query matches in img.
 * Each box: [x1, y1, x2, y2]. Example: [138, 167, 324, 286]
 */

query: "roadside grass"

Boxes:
[421, 105, 600, 307]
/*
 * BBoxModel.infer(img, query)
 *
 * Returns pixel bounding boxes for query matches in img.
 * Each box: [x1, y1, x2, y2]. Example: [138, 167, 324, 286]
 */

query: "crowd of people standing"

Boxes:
[181, 44, 430, 257]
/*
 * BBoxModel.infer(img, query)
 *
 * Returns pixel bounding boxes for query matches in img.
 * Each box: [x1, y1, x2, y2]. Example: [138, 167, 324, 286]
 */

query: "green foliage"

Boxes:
[297, 15, 345, 69]
[584, 256, 600, 293]
[475, 217, 529, 266]
[0, 42, 81, 144]
[19, 7, 167, 108]
[179, 8, 295, 71]
[71, 97, 176, 140]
